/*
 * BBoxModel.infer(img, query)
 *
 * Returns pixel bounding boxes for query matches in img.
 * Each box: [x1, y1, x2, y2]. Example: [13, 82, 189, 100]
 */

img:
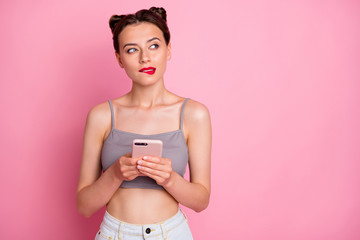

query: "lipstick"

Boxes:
[139, 67, 156, 75]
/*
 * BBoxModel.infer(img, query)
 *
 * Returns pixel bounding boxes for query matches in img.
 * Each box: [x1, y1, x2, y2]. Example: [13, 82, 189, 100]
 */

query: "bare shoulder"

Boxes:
[85, 101, 112, 133]
[184, 99, 211, 123]
[183, 99, 211, 137]
[87, 101, 110, 120]
[183, 99, 212, 156]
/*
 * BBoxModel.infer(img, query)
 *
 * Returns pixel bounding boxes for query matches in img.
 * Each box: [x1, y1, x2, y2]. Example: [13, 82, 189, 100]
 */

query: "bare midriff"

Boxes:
[106, 187, 179, 224]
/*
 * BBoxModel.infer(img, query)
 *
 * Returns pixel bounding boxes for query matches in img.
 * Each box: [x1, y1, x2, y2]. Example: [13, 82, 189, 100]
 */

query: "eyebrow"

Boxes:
[123, 37, 161, 49]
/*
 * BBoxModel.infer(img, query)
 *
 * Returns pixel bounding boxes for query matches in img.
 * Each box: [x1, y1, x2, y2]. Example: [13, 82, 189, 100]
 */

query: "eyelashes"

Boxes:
[127, 48, 137, 53]
[126, 44, 159, 54]
[149, 43, 159, 49]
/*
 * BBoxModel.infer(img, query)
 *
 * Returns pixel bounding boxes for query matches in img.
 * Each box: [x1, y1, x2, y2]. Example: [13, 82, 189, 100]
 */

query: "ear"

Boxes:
[115, 52, 124, 68]
[167, 43, 172, 61]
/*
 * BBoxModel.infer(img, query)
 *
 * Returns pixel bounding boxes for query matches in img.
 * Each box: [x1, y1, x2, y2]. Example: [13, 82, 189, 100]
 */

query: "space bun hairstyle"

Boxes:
[109, 7, 171, 53]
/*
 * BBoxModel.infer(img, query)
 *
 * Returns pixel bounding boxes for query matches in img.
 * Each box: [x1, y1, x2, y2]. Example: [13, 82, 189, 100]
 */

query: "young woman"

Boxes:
[76, 7, 211, 240]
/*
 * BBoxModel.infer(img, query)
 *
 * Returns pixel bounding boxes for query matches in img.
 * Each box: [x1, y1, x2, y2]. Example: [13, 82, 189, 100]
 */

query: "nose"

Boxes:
[140, 50, 150, 64]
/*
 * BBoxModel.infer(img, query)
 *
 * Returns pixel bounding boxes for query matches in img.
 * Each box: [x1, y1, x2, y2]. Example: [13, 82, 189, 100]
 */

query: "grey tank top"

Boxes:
[101, 98, 189, 190]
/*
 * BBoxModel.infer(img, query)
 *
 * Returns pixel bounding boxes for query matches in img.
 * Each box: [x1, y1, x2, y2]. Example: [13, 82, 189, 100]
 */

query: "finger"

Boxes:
[137, 160, 160, 170]
[137, 167, 161, 180]
[139, 157, 172, 168]
[137, 165, 171, 178]
[122, 170, 141, 181]
[138, 159, 172, 173]
[122, 156, 141, 166]
[120, 167, 138, 177]
[123, 170, 139, 176]
[130, 157, 141, 165]
[141, 156, 161, 163]
[137, 166, 172, 186]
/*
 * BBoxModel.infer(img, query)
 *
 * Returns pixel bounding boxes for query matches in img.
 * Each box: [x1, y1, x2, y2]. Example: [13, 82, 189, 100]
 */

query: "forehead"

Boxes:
[118, 22, 164, 45]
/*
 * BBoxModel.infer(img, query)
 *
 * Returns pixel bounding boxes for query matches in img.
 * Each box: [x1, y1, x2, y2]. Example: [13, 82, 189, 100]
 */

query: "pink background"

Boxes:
[1, 0, 360, 239]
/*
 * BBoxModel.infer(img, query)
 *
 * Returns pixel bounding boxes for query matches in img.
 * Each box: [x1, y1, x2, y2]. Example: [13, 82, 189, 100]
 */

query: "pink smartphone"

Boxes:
[132, 139, 163, 158]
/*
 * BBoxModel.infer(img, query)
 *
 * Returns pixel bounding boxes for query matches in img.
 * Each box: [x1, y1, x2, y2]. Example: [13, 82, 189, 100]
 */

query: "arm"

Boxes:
[137, 100, 211, 212]
[76, 104, 140, 218]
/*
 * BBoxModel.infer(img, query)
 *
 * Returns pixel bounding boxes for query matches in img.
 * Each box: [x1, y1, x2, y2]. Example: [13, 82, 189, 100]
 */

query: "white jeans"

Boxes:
[95, 208, 193, 240]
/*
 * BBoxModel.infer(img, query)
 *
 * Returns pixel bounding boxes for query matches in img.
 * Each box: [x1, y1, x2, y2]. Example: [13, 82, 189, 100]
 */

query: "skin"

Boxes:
[76, 22, 212, 224]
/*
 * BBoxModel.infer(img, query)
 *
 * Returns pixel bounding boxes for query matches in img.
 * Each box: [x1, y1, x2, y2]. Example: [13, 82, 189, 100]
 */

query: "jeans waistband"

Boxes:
[101, 208, 187, 239]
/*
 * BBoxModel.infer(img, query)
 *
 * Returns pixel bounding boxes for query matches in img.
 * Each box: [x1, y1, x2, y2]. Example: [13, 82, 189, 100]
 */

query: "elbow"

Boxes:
[77, 207, 92, 218]
[76, 202, 92, 218]
[194, 201, 209, 213]
[76, 195, 94, 218]
[77, 203, 94, 218]
[193, 195, 210, 213]
[194, 207, 205, 213]
[193, 187, 210, 213]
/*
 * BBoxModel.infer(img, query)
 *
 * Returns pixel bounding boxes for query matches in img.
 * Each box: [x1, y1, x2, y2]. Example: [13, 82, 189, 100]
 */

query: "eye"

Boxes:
[150, 44, 159, 49]
[126, 48, 137, 54]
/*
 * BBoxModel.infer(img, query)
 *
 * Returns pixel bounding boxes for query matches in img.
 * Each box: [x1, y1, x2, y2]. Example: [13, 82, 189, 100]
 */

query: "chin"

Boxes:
[133, 78, 162, 87]
[132, 74, 163, 86]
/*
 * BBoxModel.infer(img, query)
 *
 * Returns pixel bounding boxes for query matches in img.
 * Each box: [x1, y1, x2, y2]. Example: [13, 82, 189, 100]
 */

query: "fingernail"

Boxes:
[143, 156, 148, 160]
[138, 160, 143, 165]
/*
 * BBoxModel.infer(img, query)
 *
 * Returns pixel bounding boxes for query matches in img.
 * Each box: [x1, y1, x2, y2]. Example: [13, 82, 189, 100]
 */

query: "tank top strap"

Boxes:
[180, 98, 190, 130]
[108, 100, 115, 130]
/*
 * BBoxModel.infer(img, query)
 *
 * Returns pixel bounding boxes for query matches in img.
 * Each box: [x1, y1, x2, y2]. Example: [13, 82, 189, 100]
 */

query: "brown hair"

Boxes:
[109, 7, 171, 53]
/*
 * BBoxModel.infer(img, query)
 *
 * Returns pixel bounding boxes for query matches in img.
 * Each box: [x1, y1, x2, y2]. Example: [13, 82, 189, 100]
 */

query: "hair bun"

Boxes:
[109, 15, 126, 33]
[149, 7, 167, 22]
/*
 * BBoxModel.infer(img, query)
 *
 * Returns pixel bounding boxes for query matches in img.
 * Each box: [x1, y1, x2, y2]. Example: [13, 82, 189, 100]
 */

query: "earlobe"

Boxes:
[115, 52, 124, 68]
[167, 43, 172, 61]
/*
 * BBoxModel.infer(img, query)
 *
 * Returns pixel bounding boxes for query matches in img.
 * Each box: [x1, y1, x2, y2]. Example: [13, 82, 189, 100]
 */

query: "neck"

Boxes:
[128, 80, 169, 108]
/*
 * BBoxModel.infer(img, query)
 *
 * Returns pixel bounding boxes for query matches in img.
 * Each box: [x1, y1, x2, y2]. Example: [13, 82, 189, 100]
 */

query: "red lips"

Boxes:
[139, 67, 156, 75]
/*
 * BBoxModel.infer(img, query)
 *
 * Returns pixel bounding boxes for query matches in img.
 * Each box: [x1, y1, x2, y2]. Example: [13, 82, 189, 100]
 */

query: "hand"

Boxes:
[137, 156, 173, 186]
[112, 153, 141, 182]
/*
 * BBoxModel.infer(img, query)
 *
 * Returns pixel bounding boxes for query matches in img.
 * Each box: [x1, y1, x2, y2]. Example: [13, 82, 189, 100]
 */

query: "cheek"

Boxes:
[155, 52, 169, 65]
[122, 57, 137, 69]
